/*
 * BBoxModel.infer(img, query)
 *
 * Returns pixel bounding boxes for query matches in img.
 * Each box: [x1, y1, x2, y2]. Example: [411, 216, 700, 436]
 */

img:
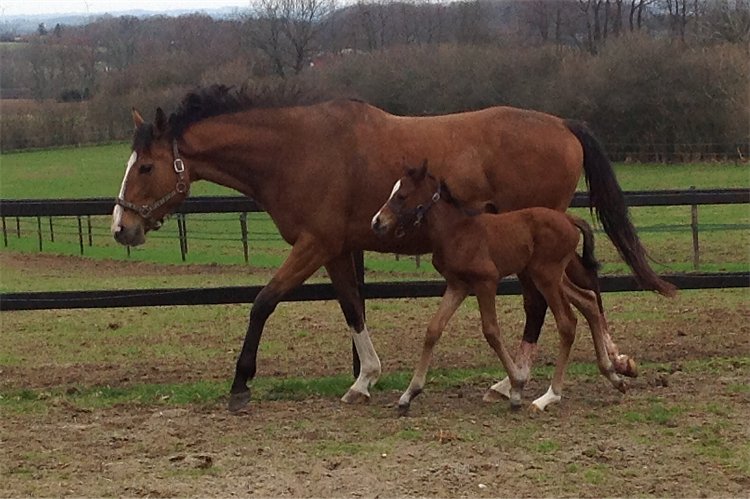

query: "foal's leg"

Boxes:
[561, 275, 628, 393]
[229, 234, 329, 412]
[398, 282, 469, 415]
[565, 257, 637, 378]
[326, 253, 382, 404]
[484, 274, 544, 402]
[474, 280, 529, 409]
[530, 276, 578, 412]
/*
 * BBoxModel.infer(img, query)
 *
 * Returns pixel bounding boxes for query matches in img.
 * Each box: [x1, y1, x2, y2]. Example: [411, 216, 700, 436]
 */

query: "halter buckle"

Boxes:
[138, 205, 153, 218]
[173, 158, 185, 173]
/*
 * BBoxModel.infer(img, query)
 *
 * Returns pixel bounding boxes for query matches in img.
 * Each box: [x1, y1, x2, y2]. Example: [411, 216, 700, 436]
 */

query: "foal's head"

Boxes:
[371, 160, 443, 237]
[111, 108, 189, 246]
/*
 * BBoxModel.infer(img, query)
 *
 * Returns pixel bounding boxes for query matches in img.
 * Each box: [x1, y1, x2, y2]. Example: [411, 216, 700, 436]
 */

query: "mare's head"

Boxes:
[371, 160, 443, 237]
[111, 107, 189, 246]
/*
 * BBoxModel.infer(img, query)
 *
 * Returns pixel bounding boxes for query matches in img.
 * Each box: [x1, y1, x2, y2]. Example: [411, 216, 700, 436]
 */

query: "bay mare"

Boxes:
[111, 85, 675, 412]
[371, 163, 632, 413]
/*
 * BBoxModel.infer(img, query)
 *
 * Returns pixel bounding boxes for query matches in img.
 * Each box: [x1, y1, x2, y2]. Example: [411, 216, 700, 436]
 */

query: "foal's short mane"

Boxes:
[437, 179, 486, 216]
[132, 83, 348, 149]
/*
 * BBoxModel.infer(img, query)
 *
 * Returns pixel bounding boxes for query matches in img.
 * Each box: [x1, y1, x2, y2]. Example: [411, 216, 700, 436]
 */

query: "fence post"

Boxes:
[2, 217, 7, 247]
[36, 217, 43, 251]
[15, 217, 20, 238]
[176, 214, 187, 262]
[77, 216, 84, 255]
[87, 215, 93, 246]
[239, 212, 249, 264]
[690, 186, 699, 270]
[48, 217, 54, 242]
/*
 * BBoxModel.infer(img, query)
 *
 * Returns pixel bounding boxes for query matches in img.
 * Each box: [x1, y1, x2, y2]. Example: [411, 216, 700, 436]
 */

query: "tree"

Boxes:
[244, 0, 336, 78]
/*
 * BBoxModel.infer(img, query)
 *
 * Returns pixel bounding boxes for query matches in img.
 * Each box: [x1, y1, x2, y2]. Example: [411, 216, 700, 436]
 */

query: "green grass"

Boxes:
[1, 356, 746, 413]
[1, 144, 748, 275]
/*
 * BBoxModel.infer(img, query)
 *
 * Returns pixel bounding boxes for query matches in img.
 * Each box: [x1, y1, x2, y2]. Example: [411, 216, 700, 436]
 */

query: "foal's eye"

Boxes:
[139, 164, 154, 174]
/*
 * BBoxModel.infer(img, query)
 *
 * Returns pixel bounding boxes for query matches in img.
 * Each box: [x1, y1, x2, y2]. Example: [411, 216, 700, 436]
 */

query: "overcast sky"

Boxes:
[0, 0, 252, 16]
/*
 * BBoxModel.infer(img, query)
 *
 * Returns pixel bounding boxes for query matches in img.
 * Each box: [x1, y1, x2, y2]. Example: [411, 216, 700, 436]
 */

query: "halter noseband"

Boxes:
[116, 141, 188, 225]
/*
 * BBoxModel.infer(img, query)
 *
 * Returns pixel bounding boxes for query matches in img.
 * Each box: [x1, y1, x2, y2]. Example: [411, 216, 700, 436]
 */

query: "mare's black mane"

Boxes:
[132, 83, 344, 150]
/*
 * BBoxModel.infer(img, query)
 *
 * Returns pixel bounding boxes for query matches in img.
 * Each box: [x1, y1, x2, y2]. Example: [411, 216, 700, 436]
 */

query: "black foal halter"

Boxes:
[116, 141, 188, 226]
[393, 183, 442, 238]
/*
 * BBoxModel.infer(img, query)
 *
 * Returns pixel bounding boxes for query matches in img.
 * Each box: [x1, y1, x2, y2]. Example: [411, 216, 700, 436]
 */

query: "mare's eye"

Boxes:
[395, 193, 406, 201]
[139, 164, 153, 174]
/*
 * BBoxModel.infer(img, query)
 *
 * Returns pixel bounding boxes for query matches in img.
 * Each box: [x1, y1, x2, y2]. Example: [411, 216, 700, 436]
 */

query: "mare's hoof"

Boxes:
[482, 388, 509, 403]
[397, 403, 411, 417]
[228, 390, 251, 413]
[509, 399, 523, 412]
[341, 389, 370, 405]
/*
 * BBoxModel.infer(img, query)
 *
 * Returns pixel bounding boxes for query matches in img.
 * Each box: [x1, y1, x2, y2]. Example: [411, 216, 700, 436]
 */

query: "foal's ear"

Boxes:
[132, 108, 145, 129]
[406, 160, 428, 181]
[439, 179, 454, 201]
[154, 107, 168, 135]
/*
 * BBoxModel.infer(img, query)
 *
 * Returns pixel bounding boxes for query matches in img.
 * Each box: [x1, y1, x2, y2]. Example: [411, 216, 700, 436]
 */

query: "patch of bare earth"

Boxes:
[1, 253, 749, 497]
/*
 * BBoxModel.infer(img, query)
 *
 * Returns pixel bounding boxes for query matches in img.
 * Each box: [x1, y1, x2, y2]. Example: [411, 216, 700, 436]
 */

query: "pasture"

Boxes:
[1, 144, 749, 496]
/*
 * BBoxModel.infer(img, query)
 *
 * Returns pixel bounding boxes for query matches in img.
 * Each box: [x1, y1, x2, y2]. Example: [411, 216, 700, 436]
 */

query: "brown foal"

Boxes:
[372, 162, 630, 413]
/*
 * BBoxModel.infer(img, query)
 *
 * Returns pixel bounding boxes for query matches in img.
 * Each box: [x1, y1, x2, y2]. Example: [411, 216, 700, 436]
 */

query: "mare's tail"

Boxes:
[569, 215, 600, 272]
[564, 120, 677, 297]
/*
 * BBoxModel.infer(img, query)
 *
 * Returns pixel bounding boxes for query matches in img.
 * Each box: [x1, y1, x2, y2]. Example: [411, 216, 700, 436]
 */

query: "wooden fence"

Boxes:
[1, 187, 748, 312]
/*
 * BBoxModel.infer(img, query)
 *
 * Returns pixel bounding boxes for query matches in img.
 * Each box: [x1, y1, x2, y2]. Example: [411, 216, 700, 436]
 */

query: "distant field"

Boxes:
[0, 143, 748, 274]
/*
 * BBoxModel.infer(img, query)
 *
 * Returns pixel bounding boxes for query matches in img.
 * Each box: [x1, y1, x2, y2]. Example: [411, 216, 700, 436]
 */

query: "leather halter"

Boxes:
[116, 141, 188, 225]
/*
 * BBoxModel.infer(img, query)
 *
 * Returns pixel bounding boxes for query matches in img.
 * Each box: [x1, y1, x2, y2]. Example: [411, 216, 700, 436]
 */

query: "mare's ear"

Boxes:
[132, 108, 145, 129]
[154, 107, 168, 136]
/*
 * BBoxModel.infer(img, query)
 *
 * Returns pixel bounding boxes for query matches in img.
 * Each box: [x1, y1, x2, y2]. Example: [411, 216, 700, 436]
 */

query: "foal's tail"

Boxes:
[564, 120, 677, 297]
[569, 215, 600, 272]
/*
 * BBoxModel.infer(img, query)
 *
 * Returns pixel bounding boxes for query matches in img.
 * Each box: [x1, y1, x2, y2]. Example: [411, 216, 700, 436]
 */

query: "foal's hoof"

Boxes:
[615, 378, 630, 394]
[528, 403, 544, 415]
[482, 388, 509, 403]
[228, 390, 252, 413]
[397, 403, 411, 417]
[615, 356, 638, 378]
[341, 389, 370, 405]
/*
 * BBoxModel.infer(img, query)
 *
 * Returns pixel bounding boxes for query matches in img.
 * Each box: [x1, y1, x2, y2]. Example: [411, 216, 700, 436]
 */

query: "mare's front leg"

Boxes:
[228, 234, 329, 412]
[326, 253, 381, 404]
[484, 274, 545, 402]
[474, 280, 529, 410]
[398, 282, 469, 415]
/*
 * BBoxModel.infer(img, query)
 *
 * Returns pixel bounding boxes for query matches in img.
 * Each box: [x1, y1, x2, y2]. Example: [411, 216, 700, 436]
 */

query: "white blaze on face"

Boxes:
[111, 151, 137, 234]
[371, 179, 401, 228]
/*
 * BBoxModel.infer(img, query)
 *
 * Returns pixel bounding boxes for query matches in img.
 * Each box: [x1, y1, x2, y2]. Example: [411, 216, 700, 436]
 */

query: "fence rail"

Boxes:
[1, 188, 748, 312]
[2, 272, 748, 312]
[1, 188, 749, 217]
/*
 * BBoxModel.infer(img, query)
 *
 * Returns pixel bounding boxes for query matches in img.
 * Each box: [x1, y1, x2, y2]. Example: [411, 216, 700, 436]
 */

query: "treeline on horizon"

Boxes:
[1, 0, 748, 159]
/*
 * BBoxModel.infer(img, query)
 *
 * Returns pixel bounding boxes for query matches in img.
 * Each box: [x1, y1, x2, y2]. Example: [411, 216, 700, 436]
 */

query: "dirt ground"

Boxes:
[1, 253, 749, 497]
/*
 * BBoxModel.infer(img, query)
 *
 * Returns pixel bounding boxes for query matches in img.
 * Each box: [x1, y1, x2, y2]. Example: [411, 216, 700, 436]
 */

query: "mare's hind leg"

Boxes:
[398, 282, 469, 415]
[562, 274, 628, 393]
[326, 253, 381, 404]
[474, 280, 529, 409]
[484, 274, 545, 402]
[565, 257, 637, 379]
[529, 274, 578, 412]
[229, 233, 330, 412]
